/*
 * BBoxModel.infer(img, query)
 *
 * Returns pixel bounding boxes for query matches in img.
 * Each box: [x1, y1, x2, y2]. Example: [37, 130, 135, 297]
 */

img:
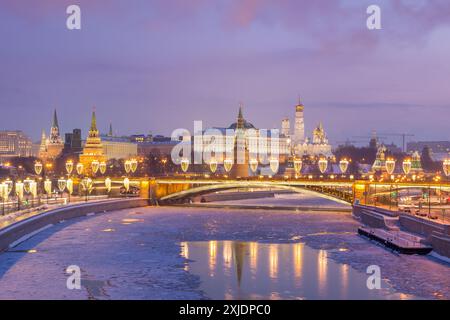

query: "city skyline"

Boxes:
[1, 1, 450, 142]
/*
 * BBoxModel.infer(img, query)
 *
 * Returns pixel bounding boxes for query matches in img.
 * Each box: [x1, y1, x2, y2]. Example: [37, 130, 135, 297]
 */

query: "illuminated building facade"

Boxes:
[39, 110, 64, 160]
[0, 130, 33, 158]
[79, 110, 106, 173]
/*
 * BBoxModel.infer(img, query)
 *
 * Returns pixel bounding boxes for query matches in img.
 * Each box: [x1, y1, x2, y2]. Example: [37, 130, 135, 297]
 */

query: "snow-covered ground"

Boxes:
[0, 198, 448, 299]
[208, 192, 350, 209]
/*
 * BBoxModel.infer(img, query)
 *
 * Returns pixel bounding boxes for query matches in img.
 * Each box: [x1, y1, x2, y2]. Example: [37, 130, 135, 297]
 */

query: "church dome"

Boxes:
[228, 120, 256, 130]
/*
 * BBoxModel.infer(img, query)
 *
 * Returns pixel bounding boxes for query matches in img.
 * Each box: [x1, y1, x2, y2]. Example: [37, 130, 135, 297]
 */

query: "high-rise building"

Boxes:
[79, 110, 106, 173]
[281, 118, 290, 137]
[0, 131, 33, 158]
[293, 99, 305, 144]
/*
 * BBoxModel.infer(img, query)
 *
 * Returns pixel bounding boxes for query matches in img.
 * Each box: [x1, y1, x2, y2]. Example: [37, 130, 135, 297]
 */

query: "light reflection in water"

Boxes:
[269, 244, 278, 280]
[181, 241, 415, 300]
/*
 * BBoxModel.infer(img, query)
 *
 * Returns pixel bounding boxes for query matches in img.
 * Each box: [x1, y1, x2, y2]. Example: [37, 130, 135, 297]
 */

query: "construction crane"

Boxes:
[378, 133, 415, 153]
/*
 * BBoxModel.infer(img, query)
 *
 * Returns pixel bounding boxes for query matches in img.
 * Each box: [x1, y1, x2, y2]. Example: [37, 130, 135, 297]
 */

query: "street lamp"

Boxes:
[58, 178, 67, 201]
[65, 160, 74, 176]
[81, 177, 93, 202]
[44, 179, 52, 202]
[180, 158, 189, 173]
[269, 158, 279, 175]
[105, 177, 112, 195]
[99, 162, 107, 175]
[402, 158, 412, 175]
[124, 160, 132, 174]
[123, 177, 130, 192]
[224, 158, 233, 173]
[318, 158, 328, 174]
[443, 158, 450, 177]
[34, 161, 43, 175]
[91, 160, 100, 175]
[66, 178, 73, 202]
[209, 158, 218, 174]
[339, 158, 349, 174]
[249, 159, 258, 174]
[130, 159, 138, 174]
[15, 181, 24, 210]
[294, 158, 302, 176]
[386, 158, 396, 175]
[76, 163, 84, 175]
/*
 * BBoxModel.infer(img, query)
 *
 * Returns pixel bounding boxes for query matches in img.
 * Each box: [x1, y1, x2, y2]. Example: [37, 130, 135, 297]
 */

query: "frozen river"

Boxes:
[0, 194, 448, 299]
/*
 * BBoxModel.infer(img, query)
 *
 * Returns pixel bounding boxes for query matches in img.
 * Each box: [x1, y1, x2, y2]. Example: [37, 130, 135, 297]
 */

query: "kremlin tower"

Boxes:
[79, 109, 106, 174]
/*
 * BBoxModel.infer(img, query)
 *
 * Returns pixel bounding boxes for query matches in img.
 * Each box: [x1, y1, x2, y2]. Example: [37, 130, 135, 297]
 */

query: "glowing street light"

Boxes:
[209, 158, 218, 173]
[91, 160, 100, 175]
[123, 177, 130, 192]
[249, 159, 258, 173]
[105, 177, 112, 193]
[293, 158, 302, 175]
[386, 158, 396, 175]
[15, 181, 24, 201]
[44, 179, 52, 196]
[124, 160, 132, 174]
[76, 163, 84, 175]
[130, 159, 138, 173]
[402, 158, 412, 175]
[65, 160, 74, 175]
[318, 158, 328, 174]
[58, 178, 67, 193]
[180, 158, 190, 173]
[339, 158, 349, 174]
[269, 158, 279, 175]
[66, 179, 73, 195]
[443, 159, 450, 177]
[34, 161, 43, 175]
[99, 162, 107, 175]
[224, 158, 233, 173]
[23, 178, 33, 194]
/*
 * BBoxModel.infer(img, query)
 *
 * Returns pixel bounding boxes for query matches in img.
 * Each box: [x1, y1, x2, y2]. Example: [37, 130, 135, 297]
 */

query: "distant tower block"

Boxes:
[294, 98, 305, 144]
[281, 118, 290, 137]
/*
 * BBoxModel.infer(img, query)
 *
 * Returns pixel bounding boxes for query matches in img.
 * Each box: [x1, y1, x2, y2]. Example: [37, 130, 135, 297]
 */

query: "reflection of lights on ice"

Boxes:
[209, 241, 217, 276]
[223, 241, 232, 270]
[293, 243, 303, 279]
[340, 264, 349, 296]
[269, 244, 278, 279]
[249, 242, 258, 273]
[318, 250, 328, 292]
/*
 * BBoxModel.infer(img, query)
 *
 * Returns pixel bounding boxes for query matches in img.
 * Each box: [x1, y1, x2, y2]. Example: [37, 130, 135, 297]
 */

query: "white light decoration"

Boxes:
[15, 181, 24, 200]
[269, 158, 279, 175]
[91, 160, 100, 174]
[66, 179, 73, 195]
[65, 160, 74, 175]
[23, 178, 32, 194]
[293, 158, 302, 175]
[105, 177, 112, 193]
[58, 178, 67, 193]
[249, 159, 258, 173]
[123, 177, 130, 192]
[385, 158, 396, 175]
[30, 181, 37, 198]
[443, 159, 450, 177]
[318, 158, 328, 174]
[224, 158, 233, 173]
[130, 159, 138, 173]
[339, 159, 349, 174]
[181, 158, 189, 173]
[76, 163, 84, 175]
[402, 159, 412, 175]
[99, 162, 107, 175]
[209, 158, 218, 173]
[44, 179, 52, 196]
[34, 162, 43, 175]
[124, 160, 132, 174]
[4, 179, 13, 196]
[81, 178, 93, 193]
